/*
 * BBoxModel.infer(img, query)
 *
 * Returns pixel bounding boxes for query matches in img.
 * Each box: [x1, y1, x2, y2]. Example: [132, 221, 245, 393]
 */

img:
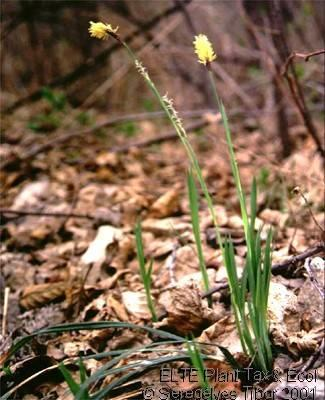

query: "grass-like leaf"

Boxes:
[2, 321, 183, 367]
[58, 363, 89, 398]
[186, 338, 210, 392]
[187, 169, 211, 305]
[135, 220, 158, 322]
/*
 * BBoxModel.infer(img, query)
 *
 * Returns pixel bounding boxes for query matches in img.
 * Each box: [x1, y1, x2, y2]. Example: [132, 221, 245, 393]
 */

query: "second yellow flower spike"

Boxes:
[88, 21, 118, 40]
[193, 34, 216, 65]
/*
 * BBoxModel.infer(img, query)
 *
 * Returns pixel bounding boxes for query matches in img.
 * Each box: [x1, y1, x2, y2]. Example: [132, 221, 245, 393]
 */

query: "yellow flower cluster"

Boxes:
[193, 34, 216, 65]
[88, 21, 118, 40]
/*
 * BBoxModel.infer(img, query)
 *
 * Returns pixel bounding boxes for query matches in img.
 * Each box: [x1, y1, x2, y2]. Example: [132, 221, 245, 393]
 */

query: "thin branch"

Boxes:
[0, 208, 94, 220]
[300, 338, 325, 372]
[304, 257, 325, 299]
[281, 49, 325, 76]
[110, 119, 209, 153]
[1, 110, 210, 169]
[202, 242, 325, 298]
[281, 48, 325, 160]
[2, 287, 10, 336]
[294, 187, 325, 237]
[271, 243, 325, 273]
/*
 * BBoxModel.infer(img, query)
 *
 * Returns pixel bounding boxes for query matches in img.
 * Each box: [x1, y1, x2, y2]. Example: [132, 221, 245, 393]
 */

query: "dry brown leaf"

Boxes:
[268, 281, 322, 355]
[268, 281, 299, 326]
[297, 271, 324, 331]
[111, 234, 134, 270]
[199, 316, 244, 361]
[156, 283, 218, 335]
[95, 152, 119, 167]
[98, 269, 130, 290]
[142, 217, 191, 235]
[163, 244, 199, 282]
[287, 330, 321, 355]
[200, 206, 228, 229]
[227, 215, 243, 229]
[107, 294, 129, 321]
[22, 395, 39, 400]
[147, 238, 175, 258]
[63, 341, 95, 358]
[150, 188, 181, 218]
[205, 360, 242, 392]
[80, 294, 109, 322]
[177, 269, 216, 291]
[20, 282, 66, 310]
[30, 225, 53, 240]
[259, 208, 288, 228]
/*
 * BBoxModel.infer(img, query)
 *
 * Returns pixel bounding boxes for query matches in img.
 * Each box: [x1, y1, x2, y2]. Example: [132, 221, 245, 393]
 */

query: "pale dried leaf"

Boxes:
[259, 208, 288, 228]
[150, 188, 180, 218]
[121, 291, 151, 319]
[81, 225, 123, 264]
[13, 180, 50, 209]
[142, 217, 191, 235]
[95, 152, 119, 167]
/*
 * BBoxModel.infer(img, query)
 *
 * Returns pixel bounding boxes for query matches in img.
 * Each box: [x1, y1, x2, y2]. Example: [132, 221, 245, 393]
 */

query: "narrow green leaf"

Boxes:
[79, 358, 88, 384]
[58, 363, 81, 396]
[187, 170, 210, 296]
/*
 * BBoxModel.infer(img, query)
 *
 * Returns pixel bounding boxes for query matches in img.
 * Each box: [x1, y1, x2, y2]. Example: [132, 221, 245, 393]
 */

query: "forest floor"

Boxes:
[0, 105, 324, 399]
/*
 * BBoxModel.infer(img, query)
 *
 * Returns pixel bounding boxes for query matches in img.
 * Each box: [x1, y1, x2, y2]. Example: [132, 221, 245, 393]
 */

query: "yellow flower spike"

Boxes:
[88, 21, 119, 40]
[193, 34, 216, 66]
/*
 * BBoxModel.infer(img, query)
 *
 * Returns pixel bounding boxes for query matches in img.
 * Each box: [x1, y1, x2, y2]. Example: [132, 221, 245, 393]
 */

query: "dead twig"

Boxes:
[202, 242, 325, 298]
[281, 49, 325, 76]
[304, 257, 325, 299]
[1, 110, 210, 170]
[281, 48, 325, 160]
[260, 242, 324, 274]
[110, 119, 209, 153]
[0, 208, 94, 220]
[300, 338, 325, 372]
[2, 287, 10, 336]
[293, 186, 325, 239]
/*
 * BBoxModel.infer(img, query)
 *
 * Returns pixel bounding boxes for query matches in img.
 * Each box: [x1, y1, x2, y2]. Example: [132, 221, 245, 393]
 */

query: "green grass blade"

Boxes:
[2, 321, 183, 366]
[135, 220, 157, 321]
[250, 178, 257, 231]
[88, 354, 208, 400]
[186, 339, 210, 392]
[187, 170, 210, 295]
[263, 229, 273, 312]
[135, 219, 146, 278]
[145, 258, 158, 321]
[58, 363, 82, 397]
[79, 358, 88, 384]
